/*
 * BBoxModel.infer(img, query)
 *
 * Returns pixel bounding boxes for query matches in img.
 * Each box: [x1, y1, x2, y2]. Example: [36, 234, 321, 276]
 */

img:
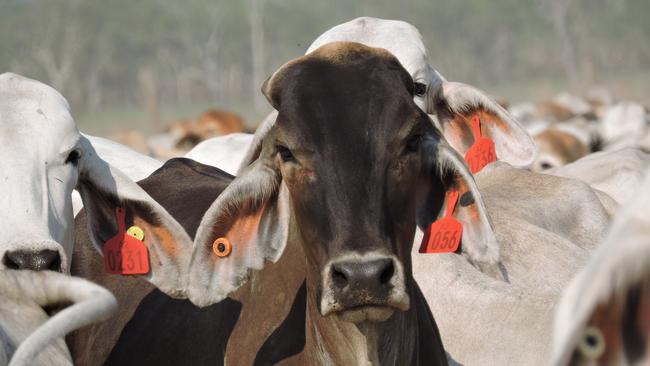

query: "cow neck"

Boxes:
[302, 270, 419, 366]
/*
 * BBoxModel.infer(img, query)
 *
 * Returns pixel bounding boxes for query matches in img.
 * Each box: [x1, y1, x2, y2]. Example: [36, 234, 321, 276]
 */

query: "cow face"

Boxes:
[0, 73, 82, 271]
[0, 73, 193, 298]
[190, 43, 498, 322]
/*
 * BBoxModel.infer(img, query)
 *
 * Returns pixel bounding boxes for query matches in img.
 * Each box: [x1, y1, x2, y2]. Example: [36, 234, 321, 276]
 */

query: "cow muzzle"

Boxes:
[1, 241, 66, 272]
[320, 254, 409, 323]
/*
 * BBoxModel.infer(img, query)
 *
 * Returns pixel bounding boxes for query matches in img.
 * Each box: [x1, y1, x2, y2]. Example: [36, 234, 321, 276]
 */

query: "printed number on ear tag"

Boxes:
[464, 116, 496, 174]
[103, 208, 150, 275]
[419, 191, 463, 254]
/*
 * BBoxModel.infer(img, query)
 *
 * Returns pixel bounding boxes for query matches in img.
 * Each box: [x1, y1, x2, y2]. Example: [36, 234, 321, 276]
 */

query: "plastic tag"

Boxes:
[103, 208, 150, 275]
[419, 190, 463, 254]
[464, 116, 496, 174]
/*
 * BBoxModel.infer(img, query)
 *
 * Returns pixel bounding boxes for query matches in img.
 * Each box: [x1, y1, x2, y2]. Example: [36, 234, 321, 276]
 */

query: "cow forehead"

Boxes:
[0, 73, 78, 150]
[307, 17, 429, 78]
[275, 44, 417, 142]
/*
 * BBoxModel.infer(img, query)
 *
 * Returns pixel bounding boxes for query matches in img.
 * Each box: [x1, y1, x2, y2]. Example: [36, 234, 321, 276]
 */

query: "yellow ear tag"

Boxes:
[126, 226, 145, 241]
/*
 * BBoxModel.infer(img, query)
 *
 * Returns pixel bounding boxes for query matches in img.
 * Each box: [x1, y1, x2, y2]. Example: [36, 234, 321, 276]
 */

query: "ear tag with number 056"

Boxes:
[103, 207, 150, 275]
[464, 116, 497, 174]
[419, 190, 463, 254]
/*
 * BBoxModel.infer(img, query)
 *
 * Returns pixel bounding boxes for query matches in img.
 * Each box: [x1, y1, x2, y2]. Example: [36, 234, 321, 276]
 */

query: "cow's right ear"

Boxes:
[432, 81, 537, 168]
[75, 137, 193, 298]
[189, 157, 291, 307]
[417, 136, 500, 268]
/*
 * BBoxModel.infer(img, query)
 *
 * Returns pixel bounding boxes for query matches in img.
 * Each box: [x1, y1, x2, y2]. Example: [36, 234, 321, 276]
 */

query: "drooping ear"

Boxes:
[433, 81, 537, 168]
[75, 136, 193, 298]
[418, 138, 499, 266]
[189, 157, 291, 306]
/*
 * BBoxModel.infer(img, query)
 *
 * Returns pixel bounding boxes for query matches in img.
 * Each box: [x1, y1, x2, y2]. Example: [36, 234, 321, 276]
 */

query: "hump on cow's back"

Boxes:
[134, 157, 234, 238]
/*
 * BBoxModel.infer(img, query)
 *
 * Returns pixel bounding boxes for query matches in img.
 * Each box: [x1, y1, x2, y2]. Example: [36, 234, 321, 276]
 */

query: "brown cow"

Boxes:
[71, 42, 462, 365]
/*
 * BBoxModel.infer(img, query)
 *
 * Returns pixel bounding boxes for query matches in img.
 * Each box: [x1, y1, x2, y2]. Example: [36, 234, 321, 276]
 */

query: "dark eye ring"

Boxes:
[404, 134, 422, 154]
[414, 82, 427, 96]
[65, 149, 81, 165]
[276, 145, 296, 163]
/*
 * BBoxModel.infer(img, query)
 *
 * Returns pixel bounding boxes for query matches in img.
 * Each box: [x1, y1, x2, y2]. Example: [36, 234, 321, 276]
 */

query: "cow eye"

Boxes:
[404, 134, 422, 154]
[577, 326, 605, 360]
[65, 149, 81, 166]
[276, 145, 296, 163]
[414, 82, 427, 97]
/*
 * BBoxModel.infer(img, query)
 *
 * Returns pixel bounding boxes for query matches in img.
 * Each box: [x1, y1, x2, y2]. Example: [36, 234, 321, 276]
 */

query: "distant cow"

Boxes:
[0, 270, 115, 365]
[552, 169, 650, 365]
[149, 109, 247, 160]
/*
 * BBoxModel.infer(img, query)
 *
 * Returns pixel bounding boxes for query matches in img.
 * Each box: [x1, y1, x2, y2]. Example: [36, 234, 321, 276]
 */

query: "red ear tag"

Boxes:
[419, 190, 463, 254]
[103, 207, 150, 275]
[464, 116, 497, 174]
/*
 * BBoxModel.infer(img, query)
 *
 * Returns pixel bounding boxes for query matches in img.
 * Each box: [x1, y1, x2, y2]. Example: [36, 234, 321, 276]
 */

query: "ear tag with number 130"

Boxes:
[103, 207, 150, 275]
[419, 190, 463, 254]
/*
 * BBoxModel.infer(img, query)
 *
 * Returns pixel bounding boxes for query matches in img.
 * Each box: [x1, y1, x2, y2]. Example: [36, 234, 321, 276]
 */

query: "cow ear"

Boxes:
[433, 81, 537, 168]
[189, 158, 290, 306]
[237, 110, 278, 174]
[75, 136, 192, 298]
[417, 138, 500, 266]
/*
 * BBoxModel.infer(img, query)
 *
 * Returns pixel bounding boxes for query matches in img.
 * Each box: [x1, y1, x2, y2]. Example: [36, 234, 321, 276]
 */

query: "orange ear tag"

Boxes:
[103, 207, 150, 275]
[419, 190, 463, 254]
[463, 116, 497, 174]
[212, 237, 232, 257]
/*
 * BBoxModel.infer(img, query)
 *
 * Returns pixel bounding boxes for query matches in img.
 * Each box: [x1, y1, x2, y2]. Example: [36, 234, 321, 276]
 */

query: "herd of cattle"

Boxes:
[1, 16, 649, 366]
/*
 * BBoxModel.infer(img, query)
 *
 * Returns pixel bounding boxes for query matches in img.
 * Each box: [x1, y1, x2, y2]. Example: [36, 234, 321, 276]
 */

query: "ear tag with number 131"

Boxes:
[103, 207, 150, 275]
[419, 190, 463, 254]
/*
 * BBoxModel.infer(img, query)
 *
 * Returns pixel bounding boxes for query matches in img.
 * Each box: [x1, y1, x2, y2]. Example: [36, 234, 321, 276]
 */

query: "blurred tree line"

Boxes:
[1, 0, 648, 121]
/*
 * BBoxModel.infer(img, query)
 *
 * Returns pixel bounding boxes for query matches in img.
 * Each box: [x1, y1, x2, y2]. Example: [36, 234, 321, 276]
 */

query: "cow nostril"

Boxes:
[379, 261, 395, 285]
[3, 249, 62, 271]
[332, 267, 349, 288]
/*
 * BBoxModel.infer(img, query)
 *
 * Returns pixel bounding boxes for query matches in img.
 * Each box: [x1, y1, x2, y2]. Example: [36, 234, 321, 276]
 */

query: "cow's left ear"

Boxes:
[417, 137, 500, 267]
[75, 137, 193, 298]
[432, 81, 537, 168]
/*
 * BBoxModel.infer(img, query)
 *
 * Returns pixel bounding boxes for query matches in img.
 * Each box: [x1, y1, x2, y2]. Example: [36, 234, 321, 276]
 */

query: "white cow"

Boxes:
[599, 102, 649, 151]
[553, 168, 650, 365]
[186, 18, 536, 176]
[547, 148, 650, 205]
[1, 270, 116, 366]
[411, 161, 615, 365]
[0, 72, 193, 295]
[71, 135, 163, 216]
[240, 17, 537, 174]
[184, 132, 252, 176]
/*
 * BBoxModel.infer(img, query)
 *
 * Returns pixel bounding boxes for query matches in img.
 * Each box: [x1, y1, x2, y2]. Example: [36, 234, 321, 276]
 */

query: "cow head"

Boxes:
[0, 73, 192, 297]
[190, 43, 497, 324]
